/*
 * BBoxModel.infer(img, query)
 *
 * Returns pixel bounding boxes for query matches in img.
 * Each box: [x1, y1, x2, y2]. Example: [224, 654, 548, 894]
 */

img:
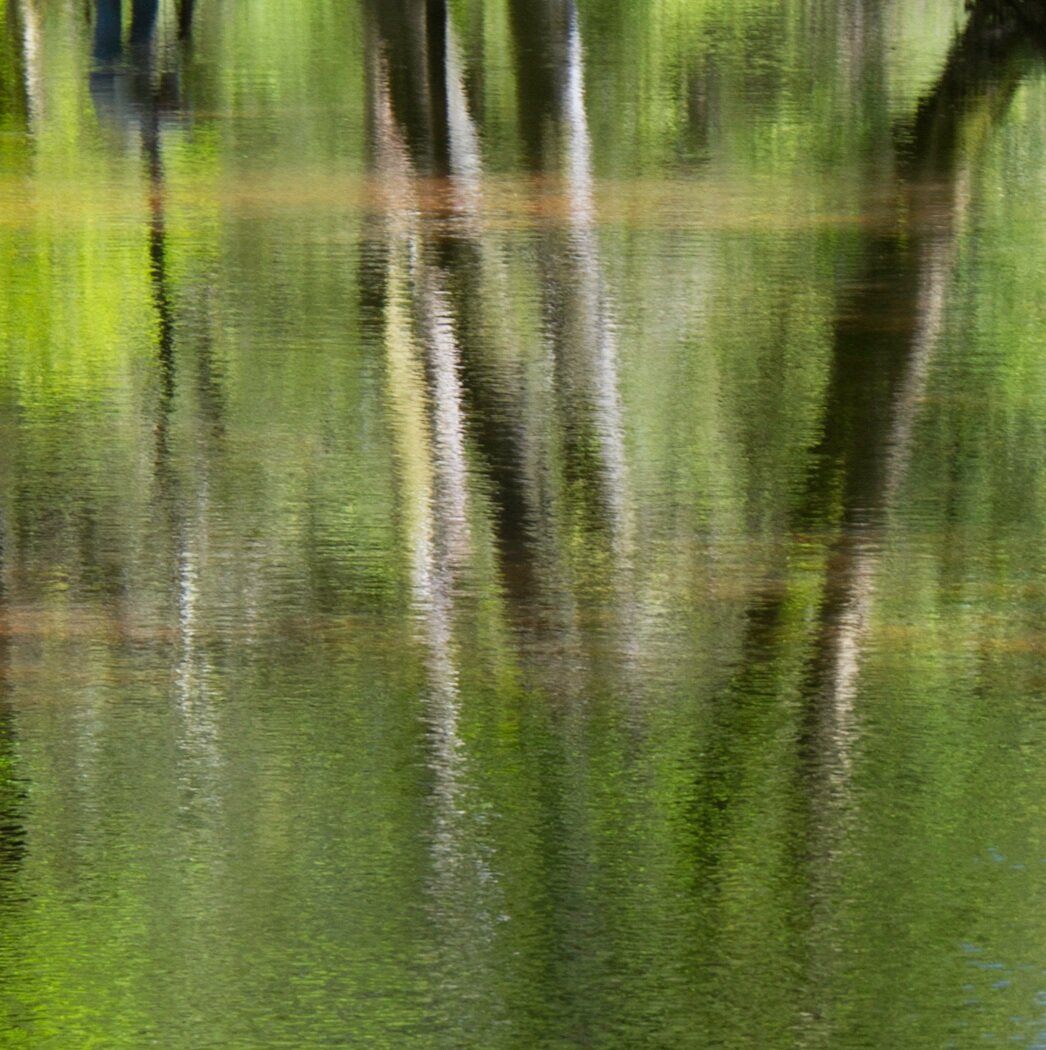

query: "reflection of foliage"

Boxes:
[0, 1, 1044, 1047]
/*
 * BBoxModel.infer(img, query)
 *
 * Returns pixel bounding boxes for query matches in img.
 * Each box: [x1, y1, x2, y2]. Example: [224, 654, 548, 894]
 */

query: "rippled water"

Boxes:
[2, 0, 1046, 1046]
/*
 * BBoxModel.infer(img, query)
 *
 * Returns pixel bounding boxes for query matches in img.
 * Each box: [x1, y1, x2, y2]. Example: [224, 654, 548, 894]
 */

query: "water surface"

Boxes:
[2, 0, 1046, 1046]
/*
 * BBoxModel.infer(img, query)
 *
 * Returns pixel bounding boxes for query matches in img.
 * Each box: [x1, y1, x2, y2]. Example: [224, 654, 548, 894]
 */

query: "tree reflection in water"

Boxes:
[0, 0, 1043, 1044]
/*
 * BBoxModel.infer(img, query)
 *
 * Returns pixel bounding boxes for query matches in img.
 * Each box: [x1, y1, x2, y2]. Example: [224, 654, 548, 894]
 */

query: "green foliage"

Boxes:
[0, 1, 1044, 1046]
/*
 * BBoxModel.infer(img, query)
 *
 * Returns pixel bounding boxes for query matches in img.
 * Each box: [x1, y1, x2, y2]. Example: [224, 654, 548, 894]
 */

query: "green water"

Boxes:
[2, 0, 1046, 1046]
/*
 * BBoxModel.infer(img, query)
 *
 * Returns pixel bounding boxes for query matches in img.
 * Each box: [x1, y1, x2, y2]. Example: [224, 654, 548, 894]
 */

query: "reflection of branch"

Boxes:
[690, 0, 1043, 958]
[796, 0, 1041, 777]
[903, 0, 1045, 180]
[774, 7, 1038, 1036]
[802, 188, 965, 789]
[676, 10, 1046, 1036]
